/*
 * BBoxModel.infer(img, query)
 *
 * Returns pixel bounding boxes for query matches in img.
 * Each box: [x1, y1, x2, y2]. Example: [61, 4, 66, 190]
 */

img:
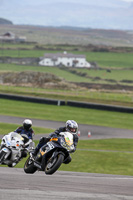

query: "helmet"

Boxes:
[66, 120, 78, 134]
[23, 119, 32, 130]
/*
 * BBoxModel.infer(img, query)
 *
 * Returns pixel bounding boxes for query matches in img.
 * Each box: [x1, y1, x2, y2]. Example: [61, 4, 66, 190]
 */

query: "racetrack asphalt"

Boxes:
[0, 115, 133, 140]
[0, 168, 133, 200]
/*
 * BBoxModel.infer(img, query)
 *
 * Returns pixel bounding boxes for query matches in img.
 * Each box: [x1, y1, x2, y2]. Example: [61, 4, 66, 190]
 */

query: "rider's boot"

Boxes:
[30, 137, 51, 159]
[30, 147, 39, 158]
[21, 150, 28, 158]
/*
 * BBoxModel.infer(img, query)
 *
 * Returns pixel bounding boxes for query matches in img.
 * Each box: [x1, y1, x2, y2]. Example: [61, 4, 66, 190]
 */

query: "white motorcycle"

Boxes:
[0, 132, 35, 167]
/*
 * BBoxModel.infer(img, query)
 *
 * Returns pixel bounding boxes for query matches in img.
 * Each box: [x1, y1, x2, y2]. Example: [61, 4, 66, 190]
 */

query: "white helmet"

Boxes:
[66, 120, 78, 134]
[23, 119, 32, 130]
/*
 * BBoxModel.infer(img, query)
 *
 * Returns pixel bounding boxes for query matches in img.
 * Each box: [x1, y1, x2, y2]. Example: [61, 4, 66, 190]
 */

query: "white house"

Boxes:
[39, 52, 91, 68]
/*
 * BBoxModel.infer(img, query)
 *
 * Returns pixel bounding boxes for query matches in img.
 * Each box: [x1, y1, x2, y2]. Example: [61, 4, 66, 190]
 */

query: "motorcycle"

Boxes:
[24, 131, 75, 175]
[0, 132, 35, 167]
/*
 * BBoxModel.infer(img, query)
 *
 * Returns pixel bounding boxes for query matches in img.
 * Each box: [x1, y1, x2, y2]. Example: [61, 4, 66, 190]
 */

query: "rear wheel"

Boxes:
[45, 153, 64, 175]
[24, 157, 37, 174]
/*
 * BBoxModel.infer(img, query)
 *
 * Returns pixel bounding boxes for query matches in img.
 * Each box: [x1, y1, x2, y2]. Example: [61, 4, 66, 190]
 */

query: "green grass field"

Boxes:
[19, 139, 133, 176]
[1, 138, 133, 176]
[0, 63, 89, 82]
[0, 99, 133, 129]
[0, 44, 133, 107]
[61, 150, 133, 175]
[0, 84, 132, 107]
[0, 48, 133, 68]
[0, 63, 133, 107]
[76, 68, 133, 82]
[0, 63, 133, 83]
[85, 52, 133, 68]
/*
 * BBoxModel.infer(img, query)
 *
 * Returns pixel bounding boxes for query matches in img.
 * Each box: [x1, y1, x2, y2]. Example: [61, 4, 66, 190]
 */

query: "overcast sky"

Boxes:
[0, 0, 133, 30]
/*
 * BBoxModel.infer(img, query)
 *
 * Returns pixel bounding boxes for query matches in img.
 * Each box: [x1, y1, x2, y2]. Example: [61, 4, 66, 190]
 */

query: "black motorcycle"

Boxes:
[24, 131, 75, 175]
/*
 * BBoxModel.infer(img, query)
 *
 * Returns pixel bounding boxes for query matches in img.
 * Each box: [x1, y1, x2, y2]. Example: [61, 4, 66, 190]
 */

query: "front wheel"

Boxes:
[45, 153, 64, 175]
[0, 150, 7, 163]
[24, 156, 37, 174]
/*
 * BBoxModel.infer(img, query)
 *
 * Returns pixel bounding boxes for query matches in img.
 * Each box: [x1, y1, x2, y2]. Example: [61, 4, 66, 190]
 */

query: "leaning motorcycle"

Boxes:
[0, 132, 34, 167]
[24, 131, 75, 175]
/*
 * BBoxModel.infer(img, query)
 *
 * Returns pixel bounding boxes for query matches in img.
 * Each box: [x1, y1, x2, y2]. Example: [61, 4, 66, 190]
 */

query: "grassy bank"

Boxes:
[0, 63, 133, 85]
[9, 139, 133, 176]
[60, 150, 133, 175]
[0, 62, 133, 107]
[60, 138, 133, 175]
[0, 85, 133, 107]
[0, 99, 133, 129]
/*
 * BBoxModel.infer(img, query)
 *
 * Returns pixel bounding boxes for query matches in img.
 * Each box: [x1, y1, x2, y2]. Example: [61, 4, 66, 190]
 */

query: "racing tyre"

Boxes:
[45, 153, 64, 175]
[24, 156, 37, 174]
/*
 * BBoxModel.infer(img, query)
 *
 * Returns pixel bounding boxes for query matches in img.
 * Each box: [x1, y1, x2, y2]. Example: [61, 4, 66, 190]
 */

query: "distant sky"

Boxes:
[123, 0, 133, 1]
[0, 0, 133, 30]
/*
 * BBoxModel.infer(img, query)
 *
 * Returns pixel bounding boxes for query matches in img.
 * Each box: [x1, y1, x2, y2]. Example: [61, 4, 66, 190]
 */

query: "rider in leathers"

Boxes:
[15, 119, 34, 140]
[15, 119, 34, 158]
[32, 120, 79, 164]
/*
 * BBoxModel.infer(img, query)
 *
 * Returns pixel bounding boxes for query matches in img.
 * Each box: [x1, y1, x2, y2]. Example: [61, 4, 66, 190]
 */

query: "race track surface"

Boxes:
[0, 115, 133, 140]
[0, 168, 133, 200]
[0, 115, 133, 200]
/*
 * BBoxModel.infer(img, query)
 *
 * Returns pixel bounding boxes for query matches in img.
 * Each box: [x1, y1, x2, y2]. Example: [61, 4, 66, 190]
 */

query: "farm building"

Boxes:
[39, 52, 91, 68]
[0, 32, 26, 42]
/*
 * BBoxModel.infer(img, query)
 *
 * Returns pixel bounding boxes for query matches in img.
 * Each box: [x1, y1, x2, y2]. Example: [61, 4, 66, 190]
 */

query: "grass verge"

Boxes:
[0, 84, 133, 107]
[1, 138, 133, 176]
[0, 99, 133, 129]
[0, 123, 54, 136]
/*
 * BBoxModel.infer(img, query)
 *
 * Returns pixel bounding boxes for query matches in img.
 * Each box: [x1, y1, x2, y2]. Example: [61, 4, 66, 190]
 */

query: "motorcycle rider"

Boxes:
[15, 119, 34, 139]
[15, 119, 34, 158]
[31, 120, 79, 164]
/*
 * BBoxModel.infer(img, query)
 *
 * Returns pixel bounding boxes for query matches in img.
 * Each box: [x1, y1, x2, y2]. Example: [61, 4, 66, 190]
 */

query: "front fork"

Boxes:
[0, 148, 11, 163]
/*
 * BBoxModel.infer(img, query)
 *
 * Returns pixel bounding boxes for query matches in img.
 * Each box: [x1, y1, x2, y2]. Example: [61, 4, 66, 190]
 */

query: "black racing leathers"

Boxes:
[33, 127, 79, 157]
[50, 127, 79, 150]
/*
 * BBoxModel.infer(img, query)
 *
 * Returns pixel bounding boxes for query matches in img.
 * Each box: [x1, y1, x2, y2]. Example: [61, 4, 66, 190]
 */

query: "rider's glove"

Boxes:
[39, 137, 51, 144]
[24, 139, 32, 148]
[71, 146, 76, 153]
[54, 130, 60, 135]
